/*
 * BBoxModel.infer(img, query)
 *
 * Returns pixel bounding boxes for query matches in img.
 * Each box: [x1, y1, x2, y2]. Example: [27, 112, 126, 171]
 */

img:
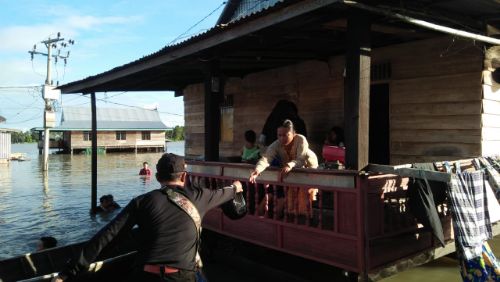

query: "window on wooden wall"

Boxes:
[141, 131, 151, 140]
[220, 95, 234, 143]
[116, 131, 127, 140]
[83, 131, 92, 141]
[371, 61, 392, 81]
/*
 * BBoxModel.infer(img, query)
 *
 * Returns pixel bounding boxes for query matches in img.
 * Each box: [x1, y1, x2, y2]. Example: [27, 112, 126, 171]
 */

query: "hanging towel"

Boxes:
[407, 174, 445, 247]
[459, 241, 500, 282]
[480, 157, 500, 200]
[485, 181, 500, 223]
[414, 163, 447, 204]
[448, 171, 492, 260]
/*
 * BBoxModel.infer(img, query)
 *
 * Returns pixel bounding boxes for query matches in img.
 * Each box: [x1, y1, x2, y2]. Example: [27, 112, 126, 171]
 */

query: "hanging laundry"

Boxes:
[408, 163, 446, 247]
[480, 157, 500, 200]
[485, 181, 500, 224]
[459, 241, 500, 282]
[448, 171, 492, 260]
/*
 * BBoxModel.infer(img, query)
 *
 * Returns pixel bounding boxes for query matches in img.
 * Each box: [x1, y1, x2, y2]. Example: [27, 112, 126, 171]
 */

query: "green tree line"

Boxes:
[166, 126, 184, 141]
[11, 131, 40, 143]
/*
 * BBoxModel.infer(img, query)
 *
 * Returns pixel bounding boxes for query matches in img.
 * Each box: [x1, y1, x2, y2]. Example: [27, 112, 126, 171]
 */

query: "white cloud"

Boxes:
[0, 15, 141, 52]
[63, 15, 141, 30]
[0, 24, 67, 52]
[0, 59, 45, 86]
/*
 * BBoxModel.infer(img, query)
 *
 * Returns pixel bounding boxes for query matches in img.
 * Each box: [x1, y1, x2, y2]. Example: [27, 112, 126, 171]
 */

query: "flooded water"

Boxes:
[0, 141, 184, 259]
[382, 235, 500, 282]
[1, 142, 498, 281]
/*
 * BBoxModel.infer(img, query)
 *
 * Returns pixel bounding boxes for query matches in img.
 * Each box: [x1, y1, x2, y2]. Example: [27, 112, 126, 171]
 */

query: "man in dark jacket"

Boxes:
[53, 153, 242, 282]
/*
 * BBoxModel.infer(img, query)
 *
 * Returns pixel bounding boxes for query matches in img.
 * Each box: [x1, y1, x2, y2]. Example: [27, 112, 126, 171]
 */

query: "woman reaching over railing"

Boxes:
[249, 119, 318, 222]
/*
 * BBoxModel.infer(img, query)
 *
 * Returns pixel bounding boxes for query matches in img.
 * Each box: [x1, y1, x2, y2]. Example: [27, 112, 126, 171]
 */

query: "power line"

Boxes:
[168, 1, 227, 46]
[4, 111, 43, 125]
[0, 86, 41, 89]
[9, 99, 43, 119]
[69, 93, 183, 117]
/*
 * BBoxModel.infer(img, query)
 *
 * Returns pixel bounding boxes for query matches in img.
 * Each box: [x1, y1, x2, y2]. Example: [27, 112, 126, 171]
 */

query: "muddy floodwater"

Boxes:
[0, 142, 498, 282]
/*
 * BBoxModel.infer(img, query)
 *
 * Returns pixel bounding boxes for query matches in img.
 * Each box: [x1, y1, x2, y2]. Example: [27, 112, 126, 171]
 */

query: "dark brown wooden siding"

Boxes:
[184, 36, 484, 164]
[375, 36, 483, 164]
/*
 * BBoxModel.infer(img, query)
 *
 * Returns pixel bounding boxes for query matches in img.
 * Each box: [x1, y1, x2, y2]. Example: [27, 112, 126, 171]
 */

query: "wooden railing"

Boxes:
[187, 161, 366, 273]
[186, 161, 453, 275]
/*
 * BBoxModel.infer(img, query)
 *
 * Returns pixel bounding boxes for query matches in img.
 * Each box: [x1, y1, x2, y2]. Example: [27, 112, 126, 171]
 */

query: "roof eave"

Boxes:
[58, 0, 342, 94]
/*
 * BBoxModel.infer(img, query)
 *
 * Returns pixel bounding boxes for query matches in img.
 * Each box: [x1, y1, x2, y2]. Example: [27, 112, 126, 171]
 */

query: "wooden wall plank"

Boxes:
[391, 115, 481, 130]
[391, 129, 480, 144]
[391, 154, 474, 165]
[372, 36, 482, 79]
[391, 73, 482, 105]
[391, 142, 480, 157]
[391, 102, 481, 116]
[184, 83, 205, 158]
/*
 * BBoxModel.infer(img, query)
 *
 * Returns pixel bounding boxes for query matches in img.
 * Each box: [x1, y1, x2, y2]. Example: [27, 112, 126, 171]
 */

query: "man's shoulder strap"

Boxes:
[164, 188, 201, 231]
[163, 187, 203, 268]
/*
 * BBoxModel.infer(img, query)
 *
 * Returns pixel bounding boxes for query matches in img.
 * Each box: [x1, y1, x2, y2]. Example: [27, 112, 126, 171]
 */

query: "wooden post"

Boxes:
[38, 131, 43, 155]
[203, 61, 223, 161]
[344, 12, 371, 170]
[90, 92, 98, 210]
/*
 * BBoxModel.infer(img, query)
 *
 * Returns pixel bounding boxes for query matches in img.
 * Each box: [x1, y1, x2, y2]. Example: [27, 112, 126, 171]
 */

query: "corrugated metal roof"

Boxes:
[58, 0, 500, 94]
[55, 107, 168, 131]
[58, 0, 300, 93]
[230, 0, 284, 23]
[217, 0, 284, 24]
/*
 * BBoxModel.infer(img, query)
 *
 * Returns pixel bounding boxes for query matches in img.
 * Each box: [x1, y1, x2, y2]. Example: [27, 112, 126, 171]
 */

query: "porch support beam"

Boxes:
[344, 12, 371, 170]
[203, 61, 223, 161]
[90, 92, 98, 210]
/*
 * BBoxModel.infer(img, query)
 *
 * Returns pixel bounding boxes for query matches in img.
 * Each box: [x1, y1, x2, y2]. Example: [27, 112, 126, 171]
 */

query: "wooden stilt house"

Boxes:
[39, 107, 169, 154]
[58, 0, 500, 279]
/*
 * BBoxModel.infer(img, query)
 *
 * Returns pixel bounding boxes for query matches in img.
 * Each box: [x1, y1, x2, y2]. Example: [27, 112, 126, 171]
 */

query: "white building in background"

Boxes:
[0, 116, 12, 164]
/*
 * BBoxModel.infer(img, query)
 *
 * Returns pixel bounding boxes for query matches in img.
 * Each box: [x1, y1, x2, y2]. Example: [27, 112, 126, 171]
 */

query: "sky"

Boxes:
[0, 0, 226, 130]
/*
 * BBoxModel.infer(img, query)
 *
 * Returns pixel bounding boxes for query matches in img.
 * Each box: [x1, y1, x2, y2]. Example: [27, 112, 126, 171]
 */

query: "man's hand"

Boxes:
[280, 165, 292, 176]
[232, 180, 243, 193]
[249, 170, 259, 184]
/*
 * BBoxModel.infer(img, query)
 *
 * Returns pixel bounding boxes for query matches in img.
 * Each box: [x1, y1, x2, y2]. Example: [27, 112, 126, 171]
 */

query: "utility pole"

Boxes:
[29, 33, 74, 171]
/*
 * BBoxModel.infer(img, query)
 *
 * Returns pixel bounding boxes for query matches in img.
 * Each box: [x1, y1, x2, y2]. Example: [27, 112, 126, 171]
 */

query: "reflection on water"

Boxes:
[0, 141, 184, 259]
[382, 235, 500, 281]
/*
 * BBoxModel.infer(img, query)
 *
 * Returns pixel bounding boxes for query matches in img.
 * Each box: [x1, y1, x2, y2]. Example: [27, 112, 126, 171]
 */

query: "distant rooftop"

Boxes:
[53, 107, 169, 131]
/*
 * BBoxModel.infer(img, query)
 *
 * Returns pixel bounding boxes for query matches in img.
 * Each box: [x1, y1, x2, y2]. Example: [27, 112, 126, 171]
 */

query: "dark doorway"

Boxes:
[369, 84, 390, 164]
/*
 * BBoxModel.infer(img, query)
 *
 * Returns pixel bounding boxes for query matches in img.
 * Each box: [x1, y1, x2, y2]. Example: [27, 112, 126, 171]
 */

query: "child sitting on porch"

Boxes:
[241, 130, 260, 164]
[324, 126, 344, 147]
